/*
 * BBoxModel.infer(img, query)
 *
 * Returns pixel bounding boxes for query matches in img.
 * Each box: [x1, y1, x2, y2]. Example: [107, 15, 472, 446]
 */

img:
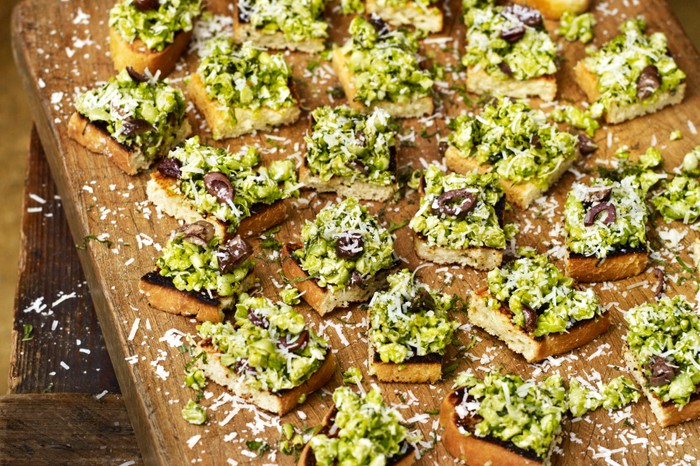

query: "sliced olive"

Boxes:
[410, 288, 436, 313]
[126, 66, 149, 83]
[157, 157, 182, 179]
[204, 172, 234, 204]
[653, 267, 665, 298]
[578, 134, 598, 156]
[498, 62, 514, 77]
[530, 134, 541, 149]
[369, 14, 388, 33]
[502, 4, 543, 28]
[121, 117, 155, 136]
[431, 188, 477, 219]
[644, 355, 678, 387]
[217, 235, 252, 273]
[234, 358, 257, 374]
[637, 65, 661, 101]
[583, 186, 612, 203]
[500, 24, 526, 43]
[247, 309, 269, 329]
[133, 0, 159, 11]
[584, 202, 616, 226]
[522, 305, 537, 334]
[278, 330, 309, 352]
[438, 141, 449, 158]
[348, 159, 369, 175]
[349, 270, 366, 289]
[355, 129, 366, 147]
[175, 221, 214, 247]
[335, 232, 364, 259]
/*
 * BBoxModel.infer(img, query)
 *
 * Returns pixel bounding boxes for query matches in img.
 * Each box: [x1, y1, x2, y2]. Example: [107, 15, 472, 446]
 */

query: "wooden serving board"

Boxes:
[11, 0, 700, 464]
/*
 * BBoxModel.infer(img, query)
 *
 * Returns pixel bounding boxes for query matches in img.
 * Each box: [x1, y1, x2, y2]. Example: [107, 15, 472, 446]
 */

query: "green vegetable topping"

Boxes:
[340, 0, 364, 14]
[294, 197, 395, 289]
[581, 18, 686, 110]
[463, 3, 557, 81]
[452, 371, 567, 459]
[651, 175, 700, 224]
[74, 69, 188, 160]
[409, 166, 506, 250]
[309, 387, 415, 466]
[626, 296, 700, 406]
[165, 137, 297, 231]
[342, 367, 363, 385]
[340, 17, 433, 106]
[681, 145, 700, 177]
[449, 97, 578, 187]
[550, 105, 600, 137]
[279, 284, 303, 305]
[305, 105, 397, 186]
[486, 250, 604, 337]
[197, 294, 329, 392]
[368, 269, 459, 364]
[670, 129, 683, 141]
[557, 11, 595, 43]
[109, 0, 202, 52]
[238, 0, 328, 42]
[565, 176, 649, 259]
[181, 399, 207, 425]
[567, 376, 640, 417]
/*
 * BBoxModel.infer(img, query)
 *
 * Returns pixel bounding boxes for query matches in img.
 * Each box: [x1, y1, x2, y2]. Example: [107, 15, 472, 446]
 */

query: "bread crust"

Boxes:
[299, 163, 397, 201]
[574, 60, 686, 124]
[414, 234, 504, 271]
[332, 48, 434, 118]
[196, 342, 336, 415]
[367, 343, 442, 383]
[146, 171, 289, 238]
[565, 249, 648, 283]
[188, 73, 301, 140]
[365, 0, 443, 33]
[445, 145, 575, 209]
[623, 350, 700, 428]
[468, 289, 611, 363]
[109, 26, 191, 77]
[466, 66, 557, 102]
[509, 0, 591, 19]
[67, 112, 191, 175]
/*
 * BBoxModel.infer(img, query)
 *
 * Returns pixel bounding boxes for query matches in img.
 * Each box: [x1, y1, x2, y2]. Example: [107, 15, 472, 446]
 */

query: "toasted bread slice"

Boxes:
[196, 342, 335, 416]
[510, 0, 591, 19]
[233, 24, 325, 53]
[565, 248, 648, 283]
[188, 73, 301, 139]
[368, 344, 442, 383]
[574, 61, 686, 124]
[414, 234, 504, 271]
[109, 26, 191, 77]
[365, 0, 443, 32]
[623, 350, 700, 427]
[466, 66, 557, 102]
[445, 145, 575, 209]
[281, 244, 394, 316]
[332, 48, 434, 119]
[146, 171, 289, 238]
[299, 163, 396, 201]
[138, 271, 255, 323]
[440, 388, 560, 465]
[468, 289, 610, 363]
[67, 112, 191, 175]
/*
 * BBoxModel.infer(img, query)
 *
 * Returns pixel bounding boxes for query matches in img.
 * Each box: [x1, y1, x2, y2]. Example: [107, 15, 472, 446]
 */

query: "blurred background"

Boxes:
[0, 0, 699, 394]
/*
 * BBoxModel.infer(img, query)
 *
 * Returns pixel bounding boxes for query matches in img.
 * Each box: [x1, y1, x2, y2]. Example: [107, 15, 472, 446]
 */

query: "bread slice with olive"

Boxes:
[365, 0, 443, 33]
[139, 222, 257, 323]
[510, 0, 591, 19]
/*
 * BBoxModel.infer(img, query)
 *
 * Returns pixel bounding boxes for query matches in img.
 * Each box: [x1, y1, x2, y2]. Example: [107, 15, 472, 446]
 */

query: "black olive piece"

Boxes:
[348, 159, 369, 175]
[522, 305, 538, 334]
[653, 267, 665, 298]
[500, 24, 526, 43]
[636, 65, 661, 101]
[157, 157, 182, 179]
[335, 232, 365, 259]
[583, 186, 612, 203]
[234, 358, 257, 374]
[369, 14, 388, 33]
[530, 134, 541, 149]
[355, 129, 366, 147]
[278, 330, 309, 352]
[121, 117, 155, 136]
[578, 134, 598, 156]
[126, 66, 149, 83]
[203, 172, 235, 204]
[247, 309, 269, 329]
[584, 202, 616, 226]
[349, 270, 366, 289]
[431, 188, 478, 219]
[438, 141, 449, 158]
[217, 235, 252, 273]
[502, 4, 543, 28]
[410, 288, 436, 313]
[133, 0, 159, 11]
[175, 221, 215, 247]
[644, 355, 679, 387]
[498, 62, 514, 77]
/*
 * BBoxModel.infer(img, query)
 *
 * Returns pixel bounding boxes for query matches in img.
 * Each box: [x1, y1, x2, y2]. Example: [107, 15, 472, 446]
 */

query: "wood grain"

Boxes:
[11, 0, 700, 464]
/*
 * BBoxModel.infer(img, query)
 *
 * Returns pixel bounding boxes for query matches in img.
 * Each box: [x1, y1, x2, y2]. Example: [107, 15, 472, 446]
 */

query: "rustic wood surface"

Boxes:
[11, 0, 700, 464]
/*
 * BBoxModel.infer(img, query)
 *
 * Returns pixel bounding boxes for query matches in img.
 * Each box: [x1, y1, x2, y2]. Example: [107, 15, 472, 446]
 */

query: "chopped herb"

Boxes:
[306, 60, 320, 72]
[260, 237, 282, 250]
[388, 219, 409, 233]
[22, 324, 33, 342]
[246, 440, 271, 455]
[420, 127, 440, 139]
[425, 409, 440, 415]
[76, 234, 113, 250]
[676, 256, 695, 274]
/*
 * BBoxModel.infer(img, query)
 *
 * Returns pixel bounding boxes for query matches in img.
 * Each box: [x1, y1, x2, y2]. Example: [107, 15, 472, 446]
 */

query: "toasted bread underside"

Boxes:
[368, 344, 442, 383]
[445, 146, 575, 209]
[281, 244, 393, 316]
[332, 48, 434, 119]
[565, 249, 648, 283]
[510, 0, 591, 19]
[188, 73, 301, 139]
[439, 389, 558, 466]
[468, 290, 611, 363]
[146, 172, 289, 238]
[466, 67, 557, 102]
[109, 26, 191, 77]
[138, 271, 256, 323]
[365, 0, 443, 32]
[299, 163, 396, 202]
[623, 350, 700, 428]
[233, 23, 325, 53]
[414, 234, 504, 271]
[67, 112, 191, 175]
[574, 61, 686, 124]
[196, 342, 336, 416]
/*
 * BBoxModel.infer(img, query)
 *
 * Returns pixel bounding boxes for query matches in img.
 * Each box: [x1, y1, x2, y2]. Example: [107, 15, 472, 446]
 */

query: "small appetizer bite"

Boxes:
[574, 18, 686, 124]
[302, 105, 398, 201]
[624, 296, 700, 427]
[282, 197, 396, 316]
[298, 387, 417, 466]
[332, 16, 434, 118]
[463, 1, 558, 101]
[441, 371, 567, 465]
[233, 0, 328, 53]
[108, 0, 202, 76]
[564, 176, 649, 282]
[366, 0, 443, 33]
[409, 166, 506, 270]
[468, 250, 610, 362]
[194, 293, 335, 415]
[445, 97, 578, 209]
[510, 0, 591, 19]
[147, 136, 296, 237]
[367, 269, 459, 383]
[188, 39, 301, 139]
[68, 68, 191, 175]
[139, 222, 256, 322]
[651, 175, 700, 224]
